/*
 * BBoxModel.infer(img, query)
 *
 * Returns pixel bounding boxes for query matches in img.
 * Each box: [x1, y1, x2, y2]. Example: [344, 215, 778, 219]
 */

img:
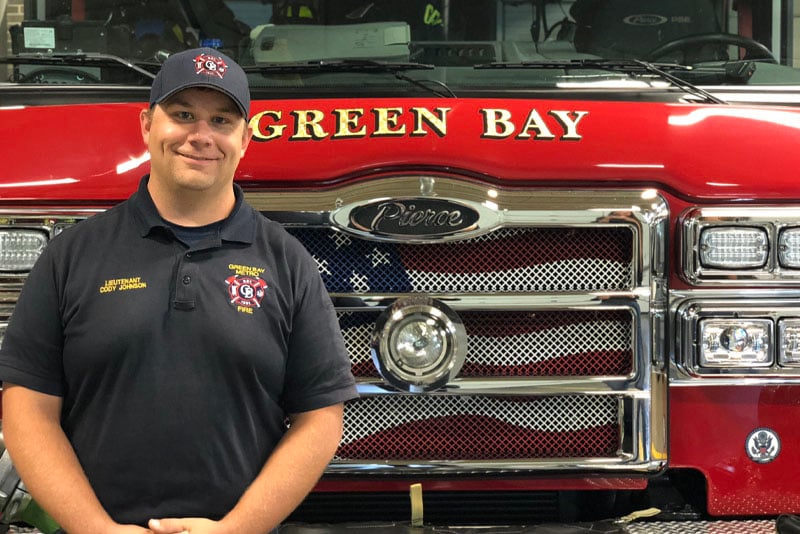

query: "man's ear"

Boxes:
[140, 107, 153, 144]
[241, 122, 254, 157]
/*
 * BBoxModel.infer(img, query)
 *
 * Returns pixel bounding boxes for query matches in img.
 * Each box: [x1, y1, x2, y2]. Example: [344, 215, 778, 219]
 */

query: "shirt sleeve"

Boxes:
[0, 246, 66, 396]
[280, 248, 358, 414]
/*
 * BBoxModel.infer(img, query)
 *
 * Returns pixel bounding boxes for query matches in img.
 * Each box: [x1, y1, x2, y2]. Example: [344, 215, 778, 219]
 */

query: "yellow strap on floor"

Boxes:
[409, 483, 424, 527]
[616, 507, 661, 523]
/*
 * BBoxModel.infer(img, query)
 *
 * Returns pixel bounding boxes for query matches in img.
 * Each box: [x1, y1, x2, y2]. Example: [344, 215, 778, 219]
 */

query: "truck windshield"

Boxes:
[2, 0, 800, 91]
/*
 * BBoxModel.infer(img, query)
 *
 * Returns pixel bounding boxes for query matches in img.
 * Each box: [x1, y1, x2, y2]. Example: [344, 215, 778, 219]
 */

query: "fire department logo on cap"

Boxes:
[226, 275, 268, 308]
[150, 47, 250, 118]
[194, 53, 228, 79]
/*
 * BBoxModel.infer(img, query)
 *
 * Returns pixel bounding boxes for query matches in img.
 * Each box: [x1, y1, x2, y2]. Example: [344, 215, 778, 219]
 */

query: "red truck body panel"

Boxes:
[670, 385, 800, 515]
[2, 99, 799, 202]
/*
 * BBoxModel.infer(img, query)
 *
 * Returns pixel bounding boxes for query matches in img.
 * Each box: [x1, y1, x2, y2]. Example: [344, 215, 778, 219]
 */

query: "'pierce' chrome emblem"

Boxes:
[332, 196, 500, 242]
[351, 198, 479, 238]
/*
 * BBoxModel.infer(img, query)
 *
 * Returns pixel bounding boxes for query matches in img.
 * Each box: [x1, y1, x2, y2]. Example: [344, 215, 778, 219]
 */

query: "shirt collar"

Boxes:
[130, 175, 256, 245]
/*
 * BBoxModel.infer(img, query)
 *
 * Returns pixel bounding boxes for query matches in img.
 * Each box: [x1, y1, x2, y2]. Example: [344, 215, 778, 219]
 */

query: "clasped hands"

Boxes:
[148, 518, 223, 534]
[113, 517, 229, 534]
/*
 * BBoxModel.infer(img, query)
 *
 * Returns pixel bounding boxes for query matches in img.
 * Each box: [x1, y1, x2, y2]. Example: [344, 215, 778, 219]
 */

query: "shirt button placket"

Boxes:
[173, 252, 199, 310]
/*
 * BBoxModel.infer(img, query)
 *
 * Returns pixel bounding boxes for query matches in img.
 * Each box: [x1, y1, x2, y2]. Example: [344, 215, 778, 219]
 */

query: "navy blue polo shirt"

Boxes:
[0, 176, 357, 525]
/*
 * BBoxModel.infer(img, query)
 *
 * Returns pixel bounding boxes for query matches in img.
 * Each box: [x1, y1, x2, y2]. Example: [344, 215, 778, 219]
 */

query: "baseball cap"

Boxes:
[149, 47, 250, 118]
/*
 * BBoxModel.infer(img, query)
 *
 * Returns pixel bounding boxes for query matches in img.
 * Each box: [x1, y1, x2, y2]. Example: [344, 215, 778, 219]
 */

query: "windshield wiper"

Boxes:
[245, 59, 456, 97]
[661, 60, 759, 85]
[477, 59, 727, 104]
[4, 52, 158, 80]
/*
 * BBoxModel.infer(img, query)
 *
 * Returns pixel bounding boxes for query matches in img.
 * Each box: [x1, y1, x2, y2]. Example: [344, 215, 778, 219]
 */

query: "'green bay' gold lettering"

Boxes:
[250, 107, 453, 142]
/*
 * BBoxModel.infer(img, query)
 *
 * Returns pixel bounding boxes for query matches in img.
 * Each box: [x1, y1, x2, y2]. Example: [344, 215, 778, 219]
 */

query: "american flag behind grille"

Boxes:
[336, 394, 621, 460]
[287, 224, 636, 464]
[287, 226, 634, 293]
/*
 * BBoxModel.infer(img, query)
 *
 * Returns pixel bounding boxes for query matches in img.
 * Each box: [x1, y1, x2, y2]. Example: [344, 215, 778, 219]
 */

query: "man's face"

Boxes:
[140, 87, 251, 195]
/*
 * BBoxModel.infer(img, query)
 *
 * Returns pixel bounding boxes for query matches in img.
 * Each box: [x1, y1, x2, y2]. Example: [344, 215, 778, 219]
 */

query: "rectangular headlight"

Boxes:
[700, 226, 768, 269]
[779, 319, 800, 366]
[0, 229, 48, 272]
[779, 228, 800, 268]
[699, 319, 772, 367]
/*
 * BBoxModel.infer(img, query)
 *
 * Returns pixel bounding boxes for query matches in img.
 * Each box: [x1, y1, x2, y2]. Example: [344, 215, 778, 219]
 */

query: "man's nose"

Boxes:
[188, 120, 214, 142]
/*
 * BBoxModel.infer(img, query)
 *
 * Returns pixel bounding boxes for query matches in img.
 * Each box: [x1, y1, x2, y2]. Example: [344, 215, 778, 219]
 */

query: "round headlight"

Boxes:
[720, 326, 749, 352]
[372, 297, 467, 392]
[394, 318, 445, 370]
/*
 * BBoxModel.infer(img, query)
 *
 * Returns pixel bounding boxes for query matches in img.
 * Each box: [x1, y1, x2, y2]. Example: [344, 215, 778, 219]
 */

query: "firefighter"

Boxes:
[0, 47, 357, 534]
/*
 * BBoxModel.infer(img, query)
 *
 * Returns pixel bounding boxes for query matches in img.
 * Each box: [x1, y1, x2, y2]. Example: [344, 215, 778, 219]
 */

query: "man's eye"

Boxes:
[212, 116, 231, 125]
[175, 111, 193, 120]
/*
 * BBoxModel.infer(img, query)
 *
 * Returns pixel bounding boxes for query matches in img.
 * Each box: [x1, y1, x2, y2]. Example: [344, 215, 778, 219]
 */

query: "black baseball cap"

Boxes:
[149, 47, 250, 118]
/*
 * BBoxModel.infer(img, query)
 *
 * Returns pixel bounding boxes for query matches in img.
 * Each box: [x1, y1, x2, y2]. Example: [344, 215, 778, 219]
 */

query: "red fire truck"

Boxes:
[2, 0, 800, 530]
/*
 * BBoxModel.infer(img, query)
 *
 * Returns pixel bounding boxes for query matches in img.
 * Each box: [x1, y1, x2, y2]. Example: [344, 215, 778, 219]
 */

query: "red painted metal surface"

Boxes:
[670, 385, 800, 515]
[1, 99, 799, 202]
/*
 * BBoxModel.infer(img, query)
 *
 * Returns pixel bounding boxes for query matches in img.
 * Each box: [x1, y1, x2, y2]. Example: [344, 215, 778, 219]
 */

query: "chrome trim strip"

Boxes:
[703, 86, 800, 106]
[670, 377, 800, 387]
[355, 380, 654, 396]
[326, 460, 665, 475]
[333, 293, 649, 310]
[674, 289, 800, 300]
[0, 210, 104, 230]
[247, 178, 663, 220]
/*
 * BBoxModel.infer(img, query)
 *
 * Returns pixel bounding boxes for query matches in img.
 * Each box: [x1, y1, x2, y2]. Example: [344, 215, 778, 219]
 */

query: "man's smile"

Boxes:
[176, 151, 220, 162]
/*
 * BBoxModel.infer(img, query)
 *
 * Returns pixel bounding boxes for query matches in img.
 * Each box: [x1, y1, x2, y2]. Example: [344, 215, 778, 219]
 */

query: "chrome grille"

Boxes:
[337, 394, 620, 461]
[342, 309, 634, 378]
[264, 185, 667, 475]
[287, 227, 634, 294]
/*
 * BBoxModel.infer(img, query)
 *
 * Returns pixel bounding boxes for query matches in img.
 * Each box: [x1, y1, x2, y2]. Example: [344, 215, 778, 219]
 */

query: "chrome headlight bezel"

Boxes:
[778, 318, 800, 367]
[0, 213, 98, 278]
[778, 228, 800, 269]
[371, 296, 467, 393]
[682, 207, 800, 285]
[676, 299, 800, 377]
[0, 228, 49, 272]
[698, 226, 768, 270]
[698, 318, 772, 368]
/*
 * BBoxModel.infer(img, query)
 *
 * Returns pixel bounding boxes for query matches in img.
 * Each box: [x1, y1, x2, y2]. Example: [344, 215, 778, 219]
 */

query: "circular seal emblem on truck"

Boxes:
[745, 427, 781, 464]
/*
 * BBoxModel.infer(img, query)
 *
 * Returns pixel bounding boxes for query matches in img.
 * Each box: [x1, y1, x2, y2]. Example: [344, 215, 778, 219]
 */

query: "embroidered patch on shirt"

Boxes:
[225, 264, 268, 314]
[99, 276, 148, 294]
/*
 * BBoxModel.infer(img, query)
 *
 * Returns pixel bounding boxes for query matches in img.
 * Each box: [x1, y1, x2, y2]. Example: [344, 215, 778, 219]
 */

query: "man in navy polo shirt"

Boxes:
[0, 48, 357, 534]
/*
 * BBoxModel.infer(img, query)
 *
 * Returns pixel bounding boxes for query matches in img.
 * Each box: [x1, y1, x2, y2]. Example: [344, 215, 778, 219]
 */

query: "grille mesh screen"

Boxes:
[287, 227, 634, 293]
[337, 394, 620, 461]
[342, 309, 634, 378]
[287, 223, 638, 467]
